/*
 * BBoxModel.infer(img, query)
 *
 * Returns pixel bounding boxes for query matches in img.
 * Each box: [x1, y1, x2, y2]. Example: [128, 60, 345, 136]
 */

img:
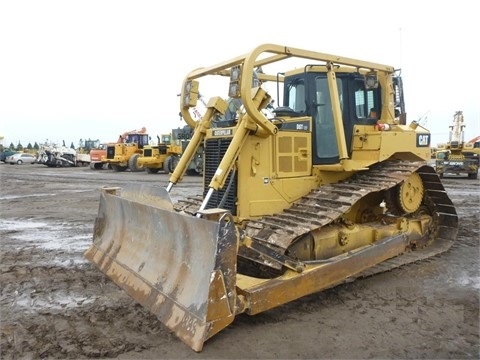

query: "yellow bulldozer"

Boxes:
[85, 44, 458, 352]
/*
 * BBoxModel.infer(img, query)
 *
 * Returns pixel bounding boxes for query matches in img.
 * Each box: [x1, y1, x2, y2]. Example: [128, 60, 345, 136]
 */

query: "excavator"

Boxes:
[85, 44, 458, 352]
[468, 135, 480, 144]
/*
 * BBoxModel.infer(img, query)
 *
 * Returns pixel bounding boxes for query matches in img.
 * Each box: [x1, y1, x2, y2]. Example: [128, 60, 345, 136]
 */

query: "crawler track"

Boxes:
[174, 161, 458, 277]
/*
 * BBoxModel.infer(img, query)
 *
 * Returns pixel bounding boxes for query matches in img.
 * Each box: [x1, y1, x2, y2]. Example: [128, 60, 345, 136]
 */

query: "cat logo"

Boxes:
[417, 134, 430, 147]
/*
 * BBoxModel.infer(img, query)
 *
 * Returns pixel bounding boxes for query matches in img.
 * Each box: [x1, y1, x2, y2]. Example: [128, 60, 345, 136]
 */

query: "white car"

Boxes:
[5, 153, 38, 165]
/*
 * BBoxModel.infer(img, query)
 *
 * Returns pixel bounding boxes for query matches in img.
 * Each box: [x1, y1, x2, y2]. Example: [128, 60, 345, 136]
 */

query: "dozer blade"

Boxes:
[84, 184, 239, 352]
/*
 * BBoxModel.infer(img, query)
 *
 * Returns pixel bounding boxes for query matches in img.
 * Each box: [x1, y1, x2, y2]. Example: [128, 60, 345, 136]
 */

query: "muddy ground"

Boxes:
[0, 163, 478, 359]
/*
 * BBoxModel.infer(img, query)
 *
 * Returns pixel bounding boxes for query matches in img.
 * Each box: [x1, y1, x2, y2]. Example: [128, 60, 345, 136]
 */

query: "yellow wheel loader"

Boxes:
[102, 127, 149, 172]
[137, 134, 183, 174]
[85, 44, 458, 352]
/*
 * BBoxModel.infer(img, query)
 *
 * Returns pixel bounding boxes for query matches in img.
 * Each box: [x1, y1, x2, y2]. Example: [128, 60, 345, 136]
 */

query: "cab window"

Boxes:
[287, 80, 306, 112]
[313, 76, 342, 162]
[354, 80, 379, 119]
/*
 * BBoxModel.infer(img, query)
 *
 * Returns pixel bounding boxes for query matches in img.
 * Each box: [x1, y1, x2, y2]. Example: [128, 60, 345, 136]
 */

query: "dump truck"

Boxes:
[435, 111, 479, 179]
[85, 44, 458, 352]
[102, 127, 149, 172]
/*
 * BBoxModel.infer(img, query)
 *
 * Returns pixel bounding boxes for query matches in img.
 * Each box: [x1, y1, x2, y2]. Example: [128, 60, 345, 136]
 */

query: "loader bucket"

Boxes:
[84, 184, 239, 352]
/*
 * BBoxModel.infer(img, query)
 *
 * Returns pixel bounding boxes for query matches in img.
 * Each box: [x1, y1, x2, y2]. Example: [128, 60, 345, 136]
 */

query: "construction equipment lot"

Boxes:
[0, 164, 478, 359]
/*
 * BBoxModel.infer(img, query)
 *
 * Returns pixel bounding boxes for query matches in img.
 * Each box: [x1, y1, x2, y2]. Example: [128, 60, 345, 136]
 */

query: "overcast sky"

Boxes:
[1, 0, 479, 148]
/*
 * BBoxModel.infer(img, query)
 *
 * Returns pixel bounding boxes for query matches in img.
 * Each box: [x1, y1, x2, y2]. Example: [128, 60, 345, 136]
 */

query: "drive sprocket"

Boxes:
[397, 172, 424, 213]
[385, 172, 424, 215]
